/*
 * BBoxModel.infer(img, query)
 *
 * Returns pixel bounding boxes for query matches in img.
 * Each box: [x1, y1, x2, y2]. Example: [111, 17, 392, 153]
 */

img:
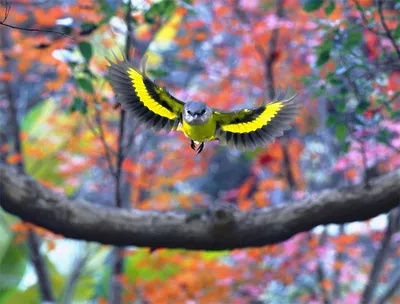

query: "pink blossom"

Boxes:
[239, 0, 259, 11]
[343, 293, 361, 303]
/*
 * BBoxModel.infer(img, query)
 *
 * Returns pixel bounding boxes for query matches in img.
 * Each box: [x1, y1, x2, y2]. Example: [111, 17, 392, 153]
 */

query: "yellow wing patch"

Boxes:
[221, 102, 284, 133]
[127, 68, 177, 119]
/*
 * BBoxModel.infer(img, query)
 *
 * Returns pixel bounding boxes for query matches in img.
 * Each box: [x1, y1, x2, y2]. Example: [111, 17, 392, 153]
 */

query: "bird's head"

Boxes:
[183, 101, 212, 125]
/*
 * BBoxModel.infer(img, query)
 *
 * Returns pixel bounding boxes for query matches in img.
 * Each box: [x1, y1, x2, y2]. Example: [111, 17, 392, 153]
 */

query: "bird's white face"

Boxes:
[183, 101, 212, 125]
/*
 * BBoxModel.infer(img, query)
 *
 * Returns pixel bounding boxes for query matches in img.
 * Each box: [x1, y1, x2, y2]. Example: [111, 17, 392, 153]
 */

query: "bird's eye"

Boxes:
[187, 110, 192, 115]
[201, 109, 206, 115]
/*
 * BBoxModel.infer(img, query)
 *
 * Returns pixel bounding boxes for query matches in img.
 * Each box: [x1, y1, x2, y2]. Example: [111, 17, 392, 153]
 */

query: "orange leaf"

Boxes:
[321, 279, 333, 291]
[238, 199, 253, 211]
[7, 153, 22, 165]
[0, 72, 12, 81]
[178, 49, 195, 59]
[345, 168, 358, 180]
[238, 177, 255, 200]
[47, 240, 56, 252]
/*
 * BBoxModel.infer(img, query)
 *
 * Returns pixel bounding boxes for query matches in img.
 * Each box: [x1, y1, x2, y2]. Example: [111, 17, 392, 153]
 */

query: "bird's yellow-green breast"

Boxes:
[182, 116, 217, 142]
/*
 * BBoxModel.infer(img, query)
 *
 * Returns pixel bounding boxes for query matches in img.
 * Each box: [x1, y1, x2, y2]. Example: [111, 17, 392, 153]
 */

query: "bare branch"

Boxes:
[109, 2, 133, 303]
[27, 230, 55, 301]
[60, 246, 91, 304]
[315, 229, 332, 304]
[331, 226, 345, 300]
[377, 0, 400, 60]
[352, 0, 382, 36]
[1, 23, 54, 301]
[85, 103, 117, 177]
[376, 269, 400, 304]
[0, 0, 74, 39]
[361, 212, 396, 304]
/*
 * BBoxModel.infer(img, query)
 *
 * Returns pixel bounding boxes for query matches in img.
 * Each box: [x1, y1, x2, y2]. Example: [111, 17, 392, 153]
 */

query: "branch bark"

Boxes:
[1, 164, 399, 250]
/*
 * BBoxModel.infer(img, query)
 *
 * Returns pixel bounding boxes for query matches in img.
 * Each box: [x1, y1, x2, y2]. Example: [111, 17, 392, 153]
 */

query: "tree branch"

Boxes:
[361, 211, 396, 304]
[331, 225, 345, 300]
[60, 247, 91, 304]
[109, 2, 133, 303]
[0, 0, 74, 39]
[315, 229, 332, 304]
[377, 0, 400, 60]
[376, 269, 400, 304]
[1, 164, 399, 250]
[1, 23, 54, 301]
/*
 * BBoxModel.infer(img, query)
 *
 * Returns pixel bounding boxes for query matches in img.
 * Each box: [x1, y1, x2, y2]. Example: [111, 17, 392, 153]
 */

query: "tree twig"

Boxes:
[331, 225, 345, 300]
[361, 212, 396, 304]
[60, 246, 91, 304]
[376, 268, 400, 304]
[1, 23, 54, 302]
[109, 2, 132, 304]
[377, 0, 400, 60]
[352, 0, 382, 36]
[315, 229, 332, 304]
[0, 0, 74, 39]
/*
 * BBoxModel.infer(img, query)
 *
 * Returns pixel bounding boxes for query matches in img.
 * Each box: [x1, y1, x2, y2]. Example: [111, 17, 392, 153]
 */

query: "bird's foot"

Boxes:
[196, 142, 204, 154]
[190, 140, 196, 151]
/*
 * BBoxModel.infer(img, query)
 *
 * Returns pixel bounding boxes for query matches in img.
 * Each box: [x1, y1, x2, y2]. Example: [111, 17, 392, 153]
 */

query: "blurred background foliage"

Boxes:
[0, 0, 399, 303]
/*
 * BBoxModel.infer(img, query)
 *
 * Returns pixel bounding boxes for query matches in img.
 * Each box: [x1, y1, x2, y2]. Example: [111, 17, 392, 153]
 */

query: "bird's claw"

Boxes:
[190, 140, 204, 154]
[196, 142, 204, 154]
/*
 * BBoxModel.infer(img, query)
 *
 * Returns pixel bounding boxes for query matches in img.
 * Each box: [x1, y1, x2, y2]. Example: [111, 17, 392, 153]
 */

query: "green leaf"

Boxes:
[145, 0, 176, 23]
[303, 0, 324, 12]
[337, 100, 346, 112]
[325, 0, 335, 15]
[148, 69, 169, 77]
[0, 243, 27, 291]
[344, 31, 363, 49]
[79, 23, 98, 36]
[377, 129, 395, 144]
[0, 286, 38, 304]
[69, 97, 87, 114]
[327, 72, 343, 85]
[83, 66, 96, 79]
[78, 41, 93, 62]
[77, 77, 94, 93]
[326, 115, 336, 127]
[317, 49, 330, 66]
[394, 24, 400, 39]
[316, 39, 333, 66]
[342, 141, 350, 153]
[356, 101, 369, 114]
[72, 275, 96, 301]
[335, 123, 347, 141]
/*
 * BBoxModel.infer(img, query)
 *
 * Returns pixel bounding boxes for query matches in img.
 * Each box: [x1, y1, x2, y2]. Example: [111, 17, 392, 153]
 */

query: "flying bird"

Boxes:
[107, 55, 299, 154]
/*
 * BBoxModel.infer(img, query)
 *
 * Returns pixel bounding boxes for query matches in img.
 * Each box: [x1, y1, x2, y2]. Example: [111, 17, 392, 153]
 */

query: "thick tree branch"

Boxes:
[1, 164, 399, 250]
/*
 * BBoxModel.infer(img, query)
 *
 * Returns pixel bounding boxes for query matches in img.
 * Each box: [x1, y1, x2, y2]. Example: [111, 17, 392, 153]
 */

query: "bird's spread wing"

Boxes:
[213, 95, 298, 150]
[106, 54, 184, 132]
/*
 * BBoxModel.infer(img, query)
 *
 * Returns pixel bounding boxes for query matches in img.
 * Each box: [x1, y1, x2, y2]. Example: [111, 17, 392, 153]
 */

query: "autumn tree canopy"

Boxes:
[0, 0, 399, 303]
